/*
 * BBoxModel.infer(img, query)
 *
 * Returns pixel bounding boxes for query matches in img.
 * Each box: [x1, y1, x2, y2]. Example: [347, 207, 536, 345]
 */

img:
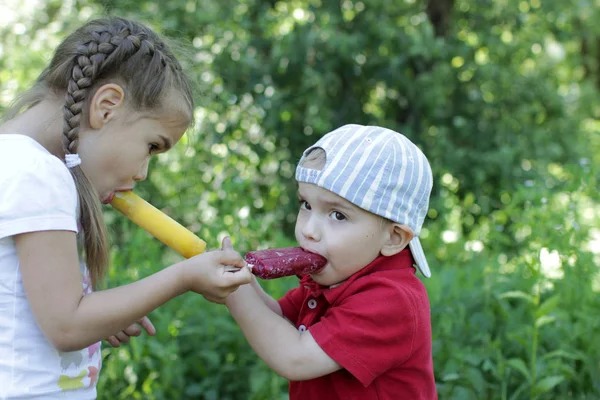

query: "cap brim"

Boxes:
[409, 237, 431, 278]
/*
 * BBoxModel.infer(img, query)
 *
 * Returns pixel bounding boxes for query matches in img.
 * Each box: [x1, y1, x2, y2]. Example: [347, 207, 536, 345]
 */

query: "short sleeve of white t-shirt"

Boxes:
[0, 135, 78, 238]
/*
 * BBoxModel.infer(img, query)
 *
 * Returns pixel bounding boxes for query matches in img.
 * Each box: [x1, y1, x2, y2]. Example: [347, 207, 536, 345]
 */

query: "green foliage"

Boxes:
[1, 0, 599, 399]
[427, 161, 600, 399]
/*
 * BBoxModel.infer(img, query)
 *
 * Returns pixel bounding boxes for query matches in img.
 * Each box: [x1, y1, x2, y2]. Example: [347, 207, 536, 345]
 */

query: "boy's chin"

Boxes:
[309, 272, 329, 286]
[310, 270, 347, 288]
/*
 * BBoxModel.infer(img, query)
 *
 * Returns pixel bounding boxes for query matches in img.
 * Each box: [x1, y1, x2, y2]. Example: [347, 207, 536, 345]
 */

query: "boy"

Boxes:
[225, 124, 437, 399]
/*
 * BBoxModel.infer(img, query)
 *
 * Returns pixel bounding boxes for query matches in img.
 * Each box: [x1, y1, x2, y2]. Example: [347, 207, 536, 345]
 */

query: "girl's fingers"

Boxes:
[225, 266, 253, 286]
[219, 250, 246, 268]
[137, 316, 156, 336]
[115, 331, 130, 343]
[223, 265, 246, 273]
[221, 236, 234, 251]
[123, 324, 142, 337]
[107, 335, 120, 347]
[106, 318, 155, 348]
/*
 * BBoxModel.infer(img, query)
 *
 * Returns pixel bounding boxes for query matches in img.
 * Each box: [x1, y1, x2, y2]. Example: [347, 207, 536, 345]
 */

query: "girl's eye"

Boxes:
[149, 143, 160, 154]
[299, 200, 311, 210]
[331, 211, 346, 221]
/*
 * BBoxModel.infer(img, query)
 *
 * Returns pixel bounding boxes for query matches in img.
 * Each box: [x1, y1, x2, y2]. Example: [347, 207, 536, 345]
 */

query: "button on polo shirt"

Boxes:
[278, 249, 437, 400]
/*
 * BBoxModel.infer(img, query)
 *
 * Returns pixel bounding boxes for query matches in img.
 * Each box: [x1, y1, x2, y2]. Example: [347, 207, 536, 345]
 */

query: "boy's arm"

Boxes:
[225, 283, 341, 381]
[249, 276, 283, 316]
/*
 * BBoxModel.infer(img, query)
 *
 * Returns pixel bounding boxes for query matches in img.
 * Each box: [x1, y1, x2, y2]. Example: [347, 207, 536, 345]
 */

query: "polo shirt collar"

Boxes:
[298, 248, 415, 303]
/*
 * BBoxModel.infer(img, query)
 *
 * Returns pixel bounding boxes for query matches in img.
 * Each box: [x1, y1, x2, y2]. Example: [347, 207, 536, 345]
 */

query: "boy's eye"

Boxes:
[331, 211, 346, 221]
[299, 200, 311, 210]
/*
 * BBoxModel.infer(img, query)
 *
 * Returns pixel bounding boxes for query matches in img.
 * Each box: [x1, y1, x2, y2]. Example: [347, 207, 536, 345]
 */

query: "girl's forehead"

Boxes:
[136, 100, 192, 131]
[157, 108, 191, 130]
[157, 91, 193, 126]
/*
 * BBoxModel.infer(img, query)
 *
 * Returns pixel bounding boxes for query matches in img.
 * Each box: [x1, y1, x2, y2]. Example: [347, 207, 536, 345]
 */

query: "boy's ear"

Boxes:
[88, 83, 125, 129]
[381, 224, 414, 257]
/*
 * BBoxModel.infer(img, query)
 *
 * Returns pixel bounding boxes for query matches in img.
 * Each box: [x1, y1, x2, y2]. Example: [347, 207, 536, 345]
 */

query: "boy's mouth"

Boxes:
[301, 247, 325, 259]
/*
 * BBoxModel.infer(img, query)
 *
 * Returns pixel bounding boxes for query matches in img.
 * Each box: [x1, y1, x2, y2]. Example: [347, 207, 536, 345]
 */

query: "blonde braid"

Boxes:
[61, 23, 161, 288]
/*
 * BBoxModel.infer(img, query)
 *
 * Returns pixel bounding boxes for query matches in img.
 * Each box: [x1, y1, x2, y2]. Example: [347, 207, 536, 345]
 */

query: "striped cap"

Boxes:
[296, 124, 433, 277]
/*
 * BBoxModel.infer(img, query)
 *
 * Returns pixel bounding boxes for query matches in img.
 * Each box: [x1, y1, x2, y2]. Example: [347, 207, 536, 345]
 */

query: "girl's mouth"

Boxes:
[102, 192, 115, 204]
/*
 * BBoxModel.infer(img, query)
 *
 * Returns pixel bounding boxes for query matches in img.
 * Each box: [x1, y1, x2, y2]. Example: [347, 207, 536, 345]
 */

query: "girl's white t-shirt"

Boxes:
[0, 134, 101, 399]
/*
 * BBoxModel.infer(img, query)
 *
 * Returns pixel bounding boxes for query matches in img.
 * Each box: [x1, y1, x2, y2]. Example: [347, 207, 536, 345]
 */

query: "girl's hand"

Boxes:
[105, 316, 156, 347]
[179, 237, 252, 304]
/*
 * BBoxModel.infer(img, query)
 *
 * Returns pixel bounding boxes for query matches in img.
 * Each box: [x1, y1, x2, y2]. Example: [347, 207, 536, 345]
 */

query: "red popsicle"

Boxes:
[245, 247, 327, 279]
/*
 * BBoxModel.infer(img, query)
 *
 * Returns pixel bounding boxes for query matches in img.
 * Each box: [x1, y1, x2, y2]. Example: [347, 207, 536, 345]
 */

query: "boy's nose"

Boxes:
[134, 158, 150, 181]
[301, 216, 321, 242]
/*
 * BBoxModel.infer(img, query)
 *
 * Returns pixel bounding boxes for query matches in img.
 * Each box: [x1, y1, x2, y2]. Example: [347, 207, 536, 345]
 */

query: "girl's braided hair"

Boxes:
[9, 17, 194, 288]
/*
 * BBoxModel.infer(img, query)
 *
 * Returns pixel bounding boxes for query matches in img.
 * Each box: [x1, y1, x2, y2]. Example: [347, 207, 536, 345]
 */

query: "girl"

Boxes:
[0, 17, 251, 399]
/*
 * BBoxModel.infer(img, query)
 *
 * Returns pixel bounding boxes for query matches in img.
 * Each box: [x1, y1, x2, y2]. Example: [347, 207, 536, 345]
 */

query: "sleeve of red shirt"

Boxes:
[278, 285, 307, 325]
[308, 276, 425, 387]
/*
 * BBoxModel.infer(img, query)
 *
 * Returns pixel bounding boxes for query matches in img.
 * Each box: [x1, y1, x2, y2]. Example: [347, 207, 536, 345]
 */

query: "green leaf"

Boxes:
[536, 294, 560, 318]
[499, 291, 535, 304]
[535, 315, 556, 328]
[532, 376, 565, 396]
[508, 383, 529, 400]
[442, 372, 460, 382]
[506, 358, 531, 382]
[541, 349, 582, 361]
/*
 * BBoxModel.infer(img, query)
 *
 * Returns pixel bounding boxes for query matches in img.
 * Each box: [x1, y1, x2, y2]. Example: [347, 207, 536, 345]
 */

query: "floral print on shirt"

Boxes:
[56, 267, 102, 391]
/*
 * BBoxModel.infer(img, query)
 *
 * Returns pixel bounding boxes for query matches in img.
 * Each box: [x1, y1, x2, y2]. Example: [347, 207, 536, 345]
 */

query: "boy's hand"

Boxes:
[180, 237, 252, 304]
[105, 316, 156, 347]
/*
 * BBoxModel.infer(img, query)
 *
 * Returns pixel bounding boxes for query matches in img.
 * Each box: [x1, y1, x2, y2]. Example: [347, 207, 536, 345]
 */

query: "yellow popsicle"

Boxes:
[110, 191, 206, 258]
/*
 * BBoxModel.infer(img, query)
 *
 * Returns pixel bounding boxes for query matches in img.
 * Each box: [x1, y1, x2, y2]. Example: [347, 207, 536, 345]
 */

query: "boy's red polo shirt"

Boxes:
[278, 248, 437, 400]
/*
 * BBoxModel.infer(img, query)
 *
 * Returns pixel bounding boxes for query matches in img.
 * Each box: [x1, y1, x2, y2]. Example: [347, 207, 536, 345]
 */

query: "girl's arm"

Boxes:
[16, 230, 250, 352]
[225, 283, 341, 381]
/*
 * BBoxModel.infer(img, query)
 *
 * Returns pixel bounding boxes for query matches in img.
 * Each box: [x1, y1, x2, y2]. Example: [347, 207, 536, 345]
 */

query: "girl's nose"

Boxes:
[134, 158, 149, 181]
